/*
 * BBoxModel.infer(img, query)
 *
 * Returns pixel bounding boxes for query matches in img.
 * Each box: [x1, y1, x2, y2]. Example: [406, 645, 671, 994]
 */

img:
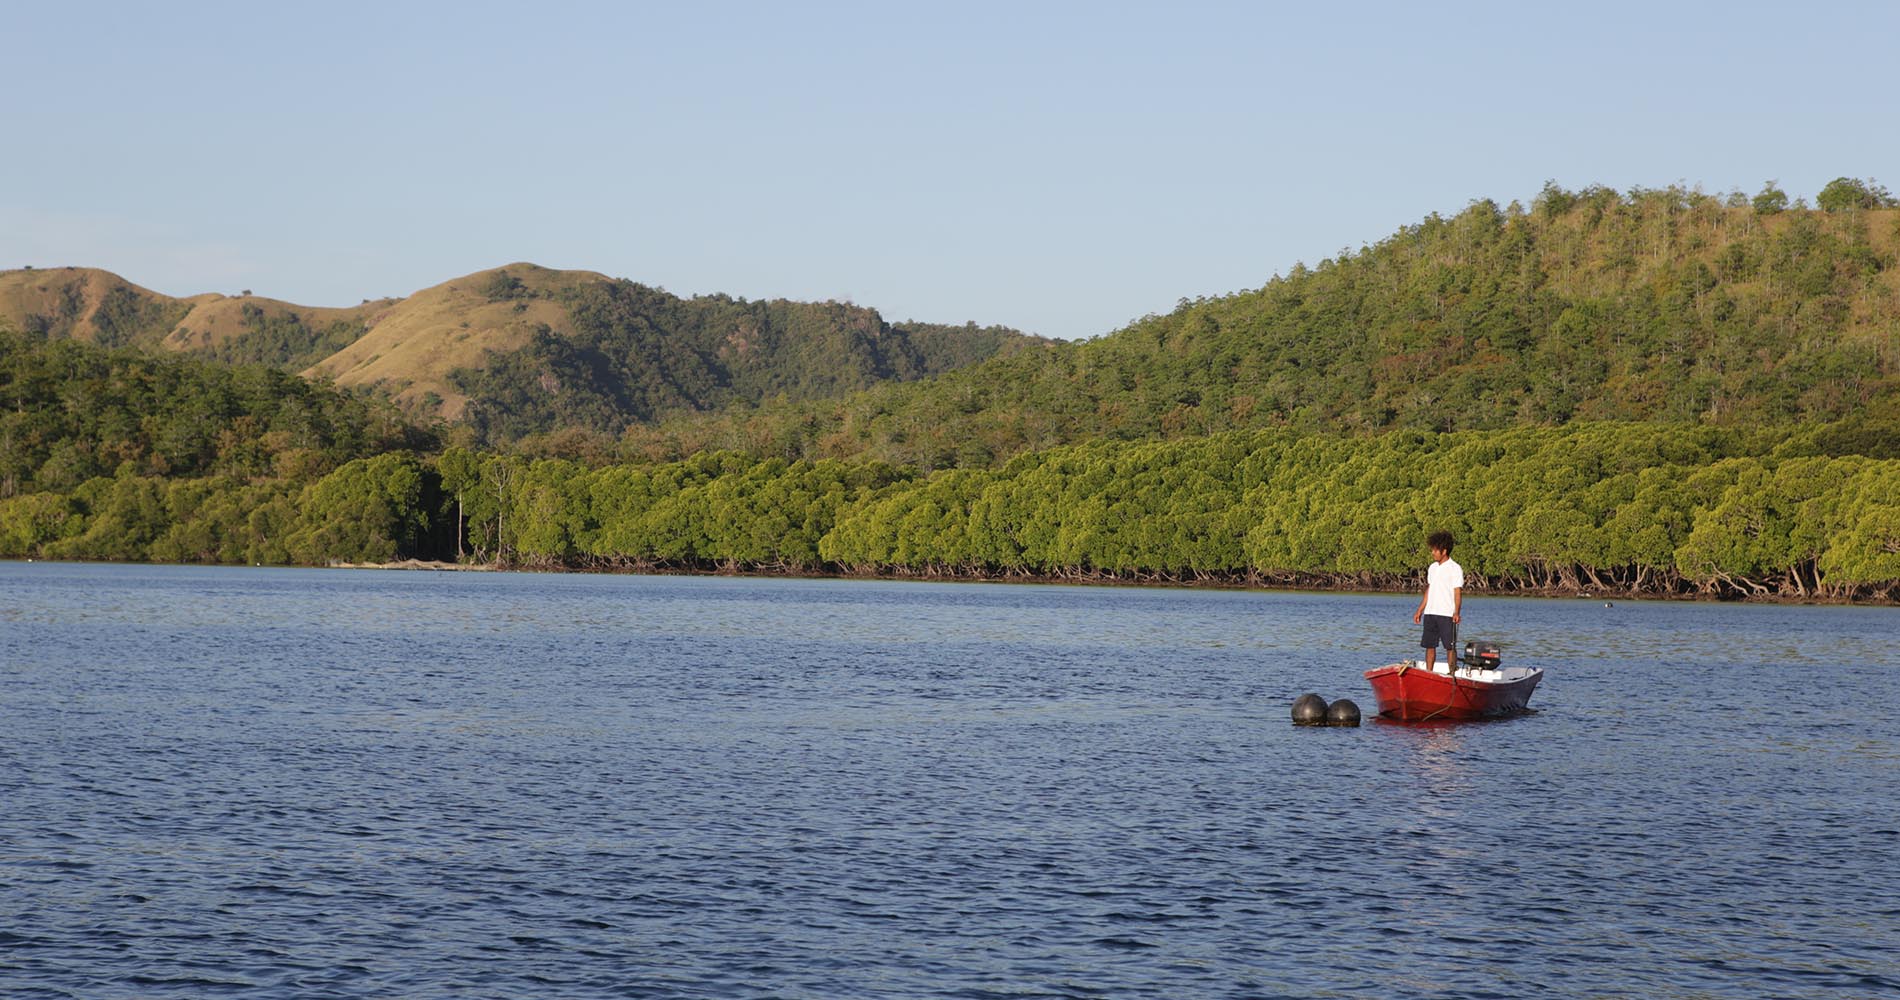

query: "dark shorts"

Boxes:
[1420, 614, 1457, 650]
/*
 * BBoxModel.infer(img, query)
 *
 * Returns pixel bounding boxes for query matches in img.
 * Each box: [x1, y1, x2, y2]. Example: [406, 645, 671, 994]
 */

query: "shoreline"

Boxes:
[9, 555, 1887, 605]
[332, 558, 1896, 606]
[327, 558, 493, 572]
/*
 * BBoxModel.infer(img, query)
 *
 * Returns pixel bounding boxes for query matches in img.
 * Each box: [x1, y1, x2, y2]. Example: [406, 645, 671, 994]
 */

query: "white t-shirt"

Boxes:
[1424, 558, 1464, 617]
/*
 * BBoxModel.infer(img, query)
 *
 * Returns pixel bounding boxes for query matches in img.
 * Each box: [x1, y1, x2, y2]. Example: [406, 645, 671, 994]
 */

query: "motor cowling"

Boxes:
[1462, 640, 1502, 670]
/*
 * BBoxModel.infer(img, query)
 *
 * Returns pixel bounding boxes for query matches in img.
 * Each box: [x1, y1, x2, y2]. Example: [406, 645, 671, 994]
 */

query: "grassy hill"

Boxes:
[302, 264, 606, 420]
[0, 266, 396, 366]
[0, 267, 196, 348]
[617, 184, 1900, 467]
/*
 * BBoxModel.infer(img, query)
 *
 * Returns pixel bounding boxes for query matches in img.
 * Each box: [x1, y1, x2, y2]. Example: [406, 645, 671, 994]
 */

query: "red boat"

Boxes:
[1363, 658, 1543, 722]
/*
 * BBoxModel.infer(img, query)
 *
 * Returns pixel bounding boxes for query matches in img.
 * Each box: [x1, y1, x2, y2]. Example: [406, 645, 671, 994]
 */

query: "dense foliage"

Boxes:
[459, 424, 1899, 599]
[450, 276, 1036, 443]
[0, 331, 429, 498]
[618, 186, 1900, 468]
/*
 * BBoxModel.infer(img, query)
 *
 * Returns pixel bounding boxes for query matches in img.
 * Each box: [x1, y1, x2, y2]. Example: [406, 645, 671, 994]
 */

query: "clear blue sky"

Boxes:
[8, 1, 1898, 340]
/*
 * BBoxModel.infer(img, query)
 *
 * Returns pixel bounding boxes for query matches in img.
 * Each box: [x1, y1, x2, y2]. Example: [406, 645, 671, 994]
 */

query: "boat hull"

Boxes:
[1363, 663, 1542, 722]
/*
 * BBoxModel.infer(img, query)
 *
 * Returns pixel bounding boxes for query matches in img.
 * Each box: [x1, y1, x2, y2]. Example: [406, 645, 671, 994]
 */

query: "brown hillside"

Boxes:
[0, 263, 608, 421]
[0, 267, 392, 355]
[0, 266, 186, 346]
[302, 263, 608, 421]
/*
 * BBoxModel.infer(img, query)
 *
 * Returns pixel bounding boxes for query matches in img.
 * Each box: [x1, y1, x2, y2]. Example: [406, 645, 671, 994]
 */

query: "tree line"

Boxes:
[4, 421, 1895, 601]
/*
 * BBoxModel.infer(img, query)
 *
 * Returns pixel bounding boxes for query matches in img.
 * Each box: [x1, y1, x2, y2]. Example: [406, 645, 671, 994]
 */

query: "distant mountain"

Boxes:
[0, 263, 1043, 439]
[0, 266, 394, 364]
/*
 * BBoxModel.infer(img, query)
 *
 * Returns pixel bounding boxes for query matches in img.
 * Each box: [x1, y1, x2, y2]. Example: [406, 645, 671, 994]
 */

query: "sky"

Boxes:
[7, 1, 1900, 341]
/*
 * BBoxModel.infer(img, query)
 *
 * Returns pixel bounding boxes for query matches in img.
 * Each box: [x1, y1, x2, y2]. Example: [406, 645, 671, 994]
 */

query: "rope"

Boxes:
[1413, 660, 1458, 722]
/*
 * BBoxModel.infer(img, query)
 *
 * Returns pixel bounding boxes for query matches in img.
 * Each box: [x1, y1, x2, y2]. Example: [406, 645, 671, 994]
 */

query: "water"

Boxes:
[2, 562, 1896, 999]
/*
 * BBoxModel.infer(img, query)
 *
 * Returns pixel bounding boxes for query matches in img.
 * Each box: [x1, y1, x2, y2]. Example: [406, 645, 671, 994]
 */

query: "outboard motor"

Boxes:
[1462, 640, 1502, 671]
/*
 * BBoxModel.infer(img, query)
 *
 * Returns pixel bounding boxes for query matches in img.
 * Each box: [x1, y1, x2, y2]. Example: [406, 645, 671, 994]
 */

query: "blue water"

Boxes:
[2, 562, 1896, 999]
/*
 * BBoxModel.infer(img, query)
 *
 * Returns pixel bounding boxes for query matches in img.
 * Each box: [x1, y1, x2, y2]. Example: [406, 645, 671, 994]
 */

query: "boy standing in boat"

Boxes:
[1413, 531, 1464, 673]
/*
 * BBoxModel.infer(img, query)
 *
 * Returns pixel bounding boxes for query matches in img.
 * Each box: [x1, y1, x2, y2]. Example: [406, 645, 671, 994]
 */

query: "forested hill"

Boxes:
[0, 331, 427, 497]
[621, 182, 1900, 468]
[414, 268, 1044, 443]
[0, 263, 1043, 438]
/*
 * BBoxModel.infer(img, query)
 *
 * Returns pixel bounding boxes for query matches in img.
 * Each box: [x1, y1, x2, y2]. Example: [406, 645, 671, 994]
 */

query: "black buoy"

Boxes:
[1327, 698, 1362, 727]
[1292, 692, 1328, 726]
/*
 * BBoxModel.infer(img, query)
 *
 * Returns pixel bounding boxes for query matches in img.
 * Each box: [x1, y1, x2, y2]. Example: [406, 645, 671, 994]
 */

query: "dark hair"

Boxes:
[1427, 530, 1455, 554]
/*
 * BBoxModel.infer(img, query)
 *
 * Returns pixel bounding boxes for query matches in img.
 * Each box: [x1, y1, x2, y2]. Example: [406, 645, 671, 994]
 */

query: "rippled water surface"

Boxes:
[3, 562, 1897, 999]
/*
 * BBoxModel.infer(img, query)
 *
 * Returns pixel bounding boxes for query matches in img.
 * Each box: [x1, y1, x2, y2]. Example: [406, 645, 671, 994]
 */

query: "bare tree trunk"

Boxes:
[490, 463, 516, 566]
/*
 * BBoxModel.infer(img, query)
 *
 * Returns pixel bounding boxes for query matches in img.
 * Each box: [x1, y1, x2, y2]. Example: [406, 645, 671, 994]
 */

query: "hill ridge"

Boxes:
[0, 262, 1042, 430]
